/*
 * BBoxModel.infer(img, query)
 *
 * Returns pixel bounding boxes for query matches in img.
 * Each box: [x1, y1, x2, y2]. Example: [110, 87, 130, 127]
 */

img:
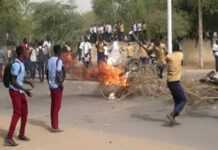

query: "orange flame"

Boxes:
[61, 52, 128, 87]
[98, 62, 128, 87]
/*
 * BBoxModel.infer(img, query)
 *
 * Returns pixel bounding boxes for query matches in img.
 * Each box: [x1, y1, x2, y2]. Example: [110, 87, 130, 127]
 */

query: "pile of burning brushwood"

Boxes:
[99, 59, 168, 100]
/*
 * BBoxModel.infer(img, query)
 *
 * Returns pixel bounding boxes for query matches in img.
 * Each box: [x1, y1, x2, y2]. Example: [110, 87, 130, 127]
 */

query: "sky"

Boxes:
[74, 0, 92, 13]
[32, 0, 92, 13]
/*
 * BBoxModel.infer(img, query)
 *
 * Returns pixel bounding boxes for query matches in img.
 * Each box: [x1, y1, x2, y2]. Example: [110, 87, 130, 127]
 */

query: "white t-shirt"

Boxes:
[30, 48, 37, 62]
[106, 24, 112, 33]
[47, 57, 63, 89]
[107, 41, 122, 65]
[213, 43, 218, 56]
[137, 23, 142, 32]
[79, 42, 92, 58]
[133, 24, 138, 32]
[43, 41, 51, 55]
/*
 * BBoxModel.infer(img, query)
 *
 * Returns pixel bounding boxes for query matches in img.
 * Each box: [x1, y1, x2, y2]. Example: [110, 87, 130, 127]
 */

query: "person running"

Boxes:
[47, 45, 65, 132]
[5, 45, 34, 146]
[166, 41, 187, 126]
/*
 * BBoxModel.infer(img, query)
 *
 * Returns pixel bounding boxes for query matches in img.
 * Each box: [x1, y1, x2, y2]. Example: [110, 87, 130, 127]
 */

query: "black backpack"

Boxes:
[3, 62, 21, 88]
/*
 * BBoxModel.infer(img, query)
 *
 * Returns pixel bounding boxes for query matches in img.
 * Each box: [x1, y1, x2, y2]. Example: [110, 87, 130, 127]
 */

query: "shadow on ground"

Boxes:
[29, 119, 50, 131]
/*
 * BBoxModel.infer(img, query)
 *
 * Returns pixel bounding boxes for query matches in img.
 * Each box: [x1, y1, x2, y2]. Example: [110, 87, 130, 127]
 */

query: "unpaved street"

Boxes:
[0, 73, 218, 150]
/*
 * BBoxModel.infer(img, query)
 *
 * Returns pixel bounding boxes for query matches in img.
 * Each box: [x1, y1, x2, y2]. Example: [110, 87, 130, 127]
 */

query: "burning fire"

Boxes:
[98, 62, 128, 87]
[60, 52, 128, 88]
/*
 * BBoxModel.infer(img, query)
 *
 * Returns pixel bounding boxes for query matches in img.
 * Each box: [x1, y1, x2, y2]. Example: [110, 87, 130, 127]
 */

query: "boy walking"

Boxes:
[5, 46, 33, 146]
[47, 45, 65, 132]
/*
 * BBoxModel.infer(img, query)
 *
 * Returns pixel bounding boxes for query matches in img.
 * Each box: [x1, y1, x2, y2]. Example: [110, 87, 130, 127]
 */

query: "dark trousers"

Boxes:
[215, 56, 218, 72]
[167, 81, 187, 118]
[97, 52, 105, 64]
[7, 90, 28, 139]
[50, 88, 63, 129]
[157, 64, 165, 79]
[38, 61, 45, 82]
[30, 62, 37, 79]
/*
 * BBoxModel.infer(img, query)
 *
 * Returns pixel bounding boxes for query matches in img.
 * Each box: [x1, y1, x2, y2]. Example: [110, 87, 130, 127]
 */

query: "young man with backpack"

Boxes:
[4, 45, 34, 146]
[47, 45, 65, 132]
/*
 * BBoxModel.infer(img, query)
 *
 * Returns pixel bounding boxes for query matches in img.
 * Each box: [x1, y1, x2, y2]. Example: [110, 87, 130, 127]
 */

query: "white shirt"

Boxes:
[137, 23, 142, 32]
[43, 41, 51, 55]
[30, 48, 37, 62]
[106, 24, 112, 33]
[79, 42, 92, 58]
[133, 24, 137, 32]
[47, 57, 63, 89]
[213, 43, 218, 56]
[93, 26, 97, 33]
[107, 41, 122, 65]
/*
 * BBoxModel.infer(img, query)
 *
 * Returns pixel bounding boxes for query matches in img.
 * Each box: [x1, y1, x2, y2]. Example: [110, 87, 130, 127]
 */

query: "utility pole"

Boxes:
[167, 0, 172, 54]
[198, 0, 204, 68]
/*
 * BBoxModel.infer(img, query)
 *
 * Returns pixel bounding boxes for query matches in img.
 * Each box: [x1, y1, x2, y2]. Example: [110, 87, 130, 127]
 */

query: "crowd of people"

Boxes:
[87, 21, 147, 43]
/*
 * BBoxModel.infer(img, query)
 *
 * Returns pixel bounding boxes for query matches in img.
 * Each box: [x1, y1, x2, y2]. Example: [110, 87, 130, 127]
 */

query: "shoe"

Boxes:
[18, 135, 31, 141]
[50, 128, 64, 133]
[166, 114, 176, 126]
[5, 138, 18, 147]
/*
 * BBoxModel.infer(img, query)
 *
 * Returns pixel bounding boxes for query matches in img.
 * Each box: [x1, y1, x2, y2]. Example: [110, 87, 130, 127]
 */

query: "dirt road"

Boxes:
[0, 72, 218, 150]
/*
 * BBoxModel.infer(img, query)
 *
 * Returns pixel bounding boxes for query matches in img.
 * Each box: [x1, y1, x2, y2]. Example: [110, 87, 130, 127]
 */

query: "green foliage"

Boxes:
[31, 1, 82, 44]
[92, 0, 191, 39]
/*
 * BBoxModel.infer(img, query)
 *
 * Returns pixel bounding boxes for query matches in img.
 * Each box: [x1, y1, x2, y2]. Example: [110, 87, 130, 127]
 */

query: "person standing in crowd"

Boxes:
[117, 21, 125, 41]
[166, 41, 187, 126]
[212, 40, 218, 72]
[80, 37, 92, 68]
[154, 40, 167, 79]
[0, 47, 6, 81]
[138, 42, 149, 65]
[137, 22, 143, 42]
[133, 22, 138, 39]
[21, 38, 31, 78]
[142, 21, 147, 41]
[96, 38, 105, 64]
[47, 45, 65, 132]
[29, 45, 37, 80]
[5, 45, 34, 146]
[106, 24, 113, 42]
[126, 42, 135, 61]
[37, 41, 46, 82]
[43, 38, 52, 57]
[77, 36, 85, 62]
[108, 38, 122, 66]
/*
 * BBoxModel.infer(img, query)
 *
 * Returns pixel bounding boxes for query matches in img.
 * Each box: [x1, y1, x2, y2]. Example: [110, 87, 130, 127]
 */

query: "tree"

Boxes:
[92, 0, 191, 39]
[31, 0, 83, 45]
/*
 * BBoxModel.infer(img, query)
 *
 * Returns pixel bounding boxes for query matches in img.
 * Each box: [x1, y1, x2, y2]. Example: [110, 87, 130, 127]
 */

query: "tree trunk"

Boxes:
[198, 0, 204, 68]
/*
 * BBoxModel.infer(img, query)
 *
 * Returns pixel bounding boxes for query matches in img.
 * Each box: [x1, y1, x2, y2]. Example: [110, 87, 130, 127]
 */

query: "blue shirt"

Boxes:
[47, 57, 63, 89]
[9, 59, 26, 92]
